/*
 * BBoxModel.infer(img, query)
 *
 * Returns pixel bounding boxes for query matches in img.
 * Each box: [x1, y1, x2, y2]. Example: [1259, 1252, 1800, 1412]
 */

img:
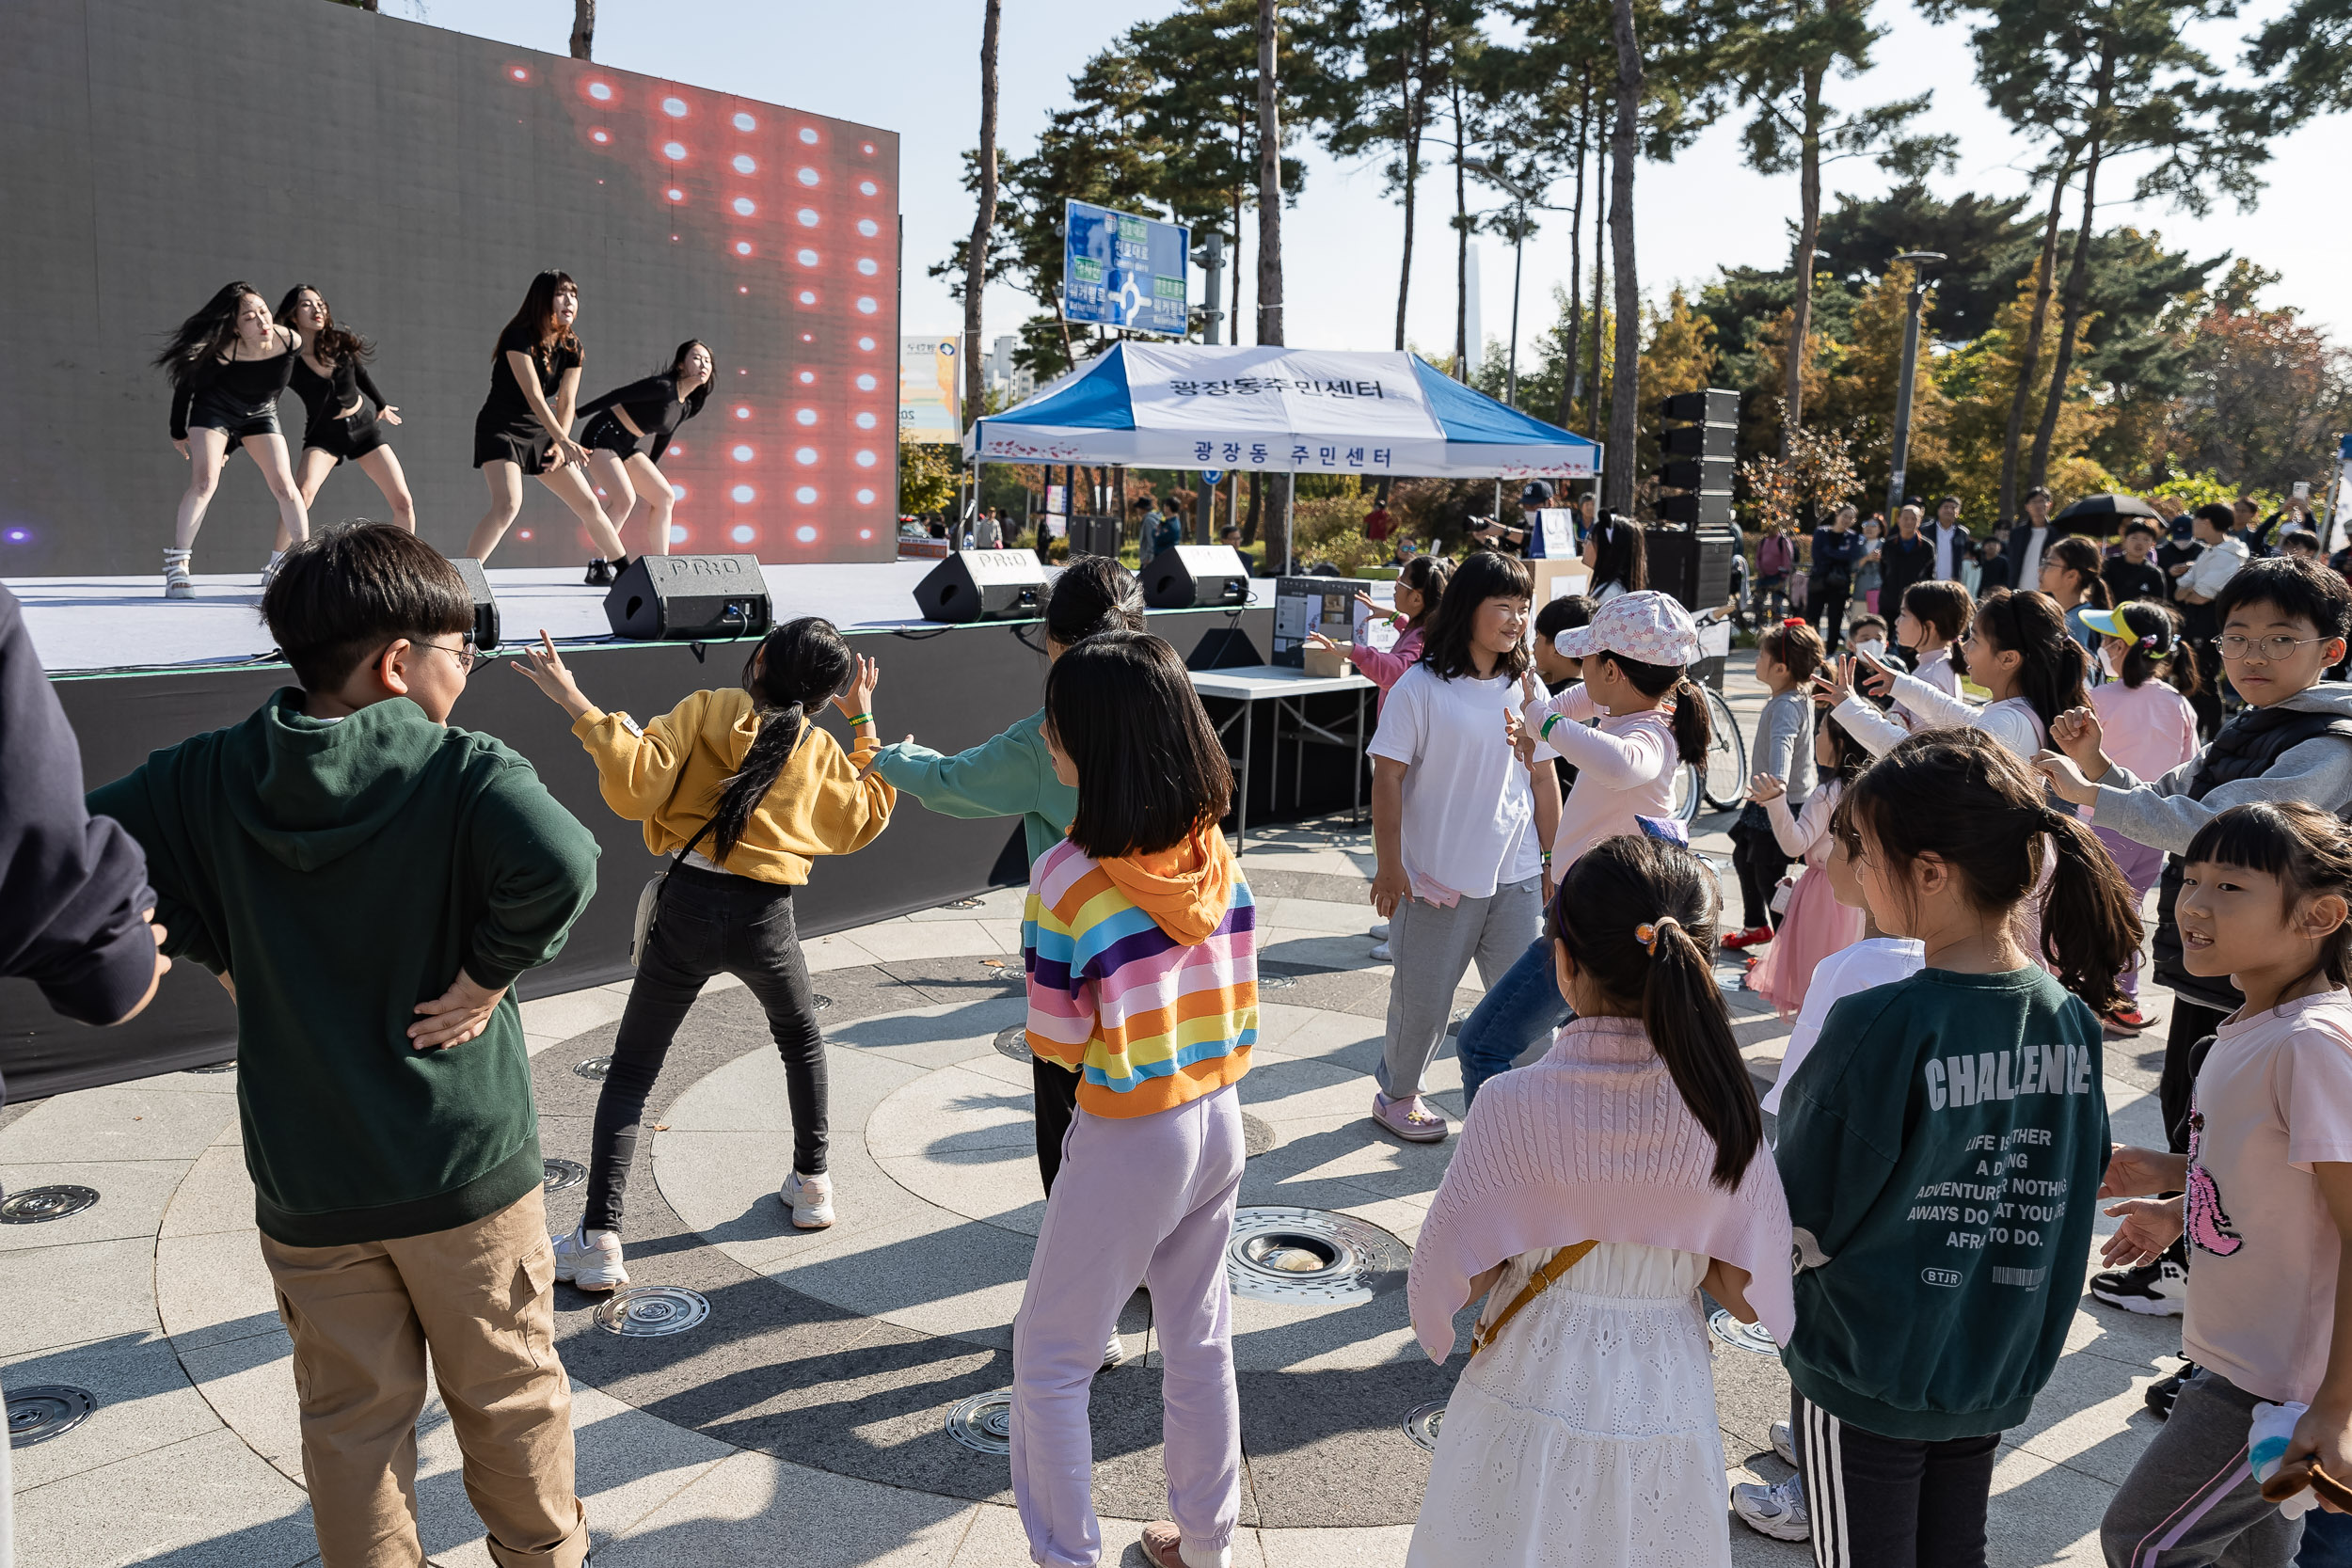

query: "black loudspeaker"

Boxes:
[913, 547, 1052, 623]
[1069, 514, 1123, 559]
[447, 558, 501, 651]
[603, 554, 773, 641]
[1645, 525, 1740, 616]
[1142, 546, 1251, 610]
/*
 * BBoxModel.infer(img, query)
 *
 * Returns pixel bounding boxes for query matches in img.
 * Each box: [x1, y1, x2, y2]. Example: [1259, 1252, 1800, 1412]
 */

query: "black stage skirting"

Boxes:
[0, 598, 1318, 1101]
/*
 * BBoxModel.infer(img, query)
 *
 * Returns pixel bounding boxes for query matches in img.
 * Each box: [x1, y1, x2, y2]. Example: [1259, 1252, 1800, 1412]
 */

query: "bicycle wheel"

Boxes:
[1700, 685, 1748, 810]
[1668, 761, 1707, 825]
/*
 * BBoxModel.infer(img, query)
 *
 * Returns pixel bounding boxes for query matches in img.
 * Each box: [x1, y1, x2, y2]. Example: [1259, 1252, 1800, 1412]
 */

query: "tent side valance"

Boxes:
[964, 343, 1602, 481]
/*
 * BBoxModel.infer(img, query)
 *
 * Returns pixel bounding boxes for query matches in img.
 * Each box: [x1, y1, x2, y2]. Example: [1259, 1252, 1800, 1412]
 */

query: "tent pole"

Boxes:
[1283, 478, 1295, 577]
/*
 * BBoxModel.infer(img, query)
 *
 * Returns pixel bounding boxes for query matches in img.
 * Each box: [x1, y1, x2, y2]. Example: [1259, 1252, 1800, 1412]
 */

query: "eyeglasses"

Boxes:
[2217, 633, 2335, 662]
[412, 635, 478, 672]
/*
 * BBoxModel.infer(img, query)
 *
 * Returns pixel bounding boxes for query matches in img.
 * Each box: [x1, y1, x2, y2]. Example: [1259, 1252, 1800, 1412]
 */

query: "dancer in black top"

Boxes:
[577, 340, 713, 558]
[465, 271, 628, 581]
[276, 286, 416, 565]
[155, 281, 310, 599]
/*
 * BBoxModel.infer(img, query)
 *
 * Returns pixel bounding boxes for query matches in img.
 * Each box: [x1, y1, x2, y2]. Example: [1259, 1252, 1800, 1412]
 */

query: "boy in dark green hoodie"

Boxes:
[89, 525, 599, 1568]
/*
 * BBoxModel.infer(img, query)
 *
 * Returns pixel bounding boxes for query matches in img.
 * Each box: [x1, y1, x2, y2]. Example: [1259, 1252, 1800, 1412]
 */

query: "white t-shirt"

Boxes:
[2183, 990, 2352, 1403]
[1764, 937, 1926, 1116]
[1369, 664, 1541, 902]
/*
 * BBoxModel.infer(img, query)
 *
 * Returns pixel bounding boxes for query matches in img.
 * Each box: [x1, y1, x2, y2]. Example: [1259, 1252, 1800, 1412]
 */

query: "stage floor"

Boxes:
[7, 561, 1274, 677]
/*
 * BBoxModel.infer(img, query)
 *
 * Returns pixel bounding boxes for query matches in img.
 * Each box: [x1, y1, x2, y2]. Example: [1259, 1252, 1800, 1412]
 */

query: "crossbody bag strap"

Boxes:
[660, 710, 814, 886]
[1469, 1240, 1598, 1357]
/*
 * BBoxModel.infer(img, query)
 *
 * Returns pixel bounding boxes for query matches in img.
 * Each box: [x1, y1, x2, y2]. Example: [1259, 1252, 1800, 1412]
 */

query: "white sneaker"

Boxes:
[1104, 1330, 1128, 1368]
[163, 547, 194, 600]
[1370, 942, 1392, 961]
[1369, 923, 1391, 941]
[1731, 1472, 1809, 1541]
[1771, 1418, 1796, 1466]
[551, 1223, 629, 1291]
[260, 549, 286, 589]
[782, 1169, 834, 1229]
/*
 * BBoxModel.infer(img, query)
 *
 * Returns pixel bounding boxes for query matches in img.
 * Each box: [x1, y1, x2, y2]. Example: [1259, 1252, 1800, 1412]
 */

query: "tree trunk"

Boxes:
[1246, 471, 1263, 544]
[1589, 97, 1609, 443]
[1781, 68, 1824, 458]
[962, 0, 1003, 428]
[1997, 162, 2074, 519]
[2028, 64, 2110, 496]
[569, 0, 594, 59]
[1559, 72, 1588, 429]
[1393, 12, 1433, 351]
[1233, 106, 1248, 347]
[1606, 0, 1643, 515]
[1257, 0, 1291, 573]
[1453, 79, 1470, 378]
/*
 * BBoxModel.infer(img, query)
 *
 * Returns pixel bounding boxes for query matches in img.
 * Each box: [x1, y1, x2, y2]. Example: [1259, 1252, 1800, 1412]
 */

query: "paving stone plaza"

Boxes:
[6, 673, 2186, 1566]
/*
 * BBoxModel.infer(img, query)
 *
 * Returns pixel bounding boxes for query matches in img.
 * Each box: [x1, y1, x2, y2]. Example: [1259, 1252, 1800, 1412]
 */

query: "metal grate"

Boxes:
[1225, 1206, 1410, 1305]
[1402, 1401, 1446, 1452]
[594, 1286, 710, 1338]
[0, 1186, 98, 1225]
[1708, 1307, 1779, 1356]
[574, 1056, 612, 1083]
[187, 1060, 237, 1074]
[993, 1026, 1033, 1065]
[946, 1389, 1014, 1455]
[542, 1159, 587, 1194]
[8, 1385, 96, 1448]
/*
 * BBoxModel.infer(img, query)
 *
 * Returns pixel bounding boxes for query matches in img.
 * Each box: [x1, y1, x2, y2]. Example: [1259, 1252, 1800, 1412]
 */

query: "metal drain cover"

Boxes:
[1402, 1401, 1446, 1452]
[0, 1186, 98, 1225]
[1259, 973, 1298, 990]
[187, 1059, 237, 1074]
[594, 1286, 709, 1337]
[8, 1385, 96, 1448]
[1240, 1113, 1277, 1158]
[1708, 1307, 1780, 1356]
[993, 1026, 1033, 1065]
[941, 897, 984, 910]
[542, 1158, 587, 1194]
[813, 994, 834, 1012]
[1225, 1206, 1410, 1305]
[574, 1055, 612, 1083]
[946, 1388, 1014, 1454]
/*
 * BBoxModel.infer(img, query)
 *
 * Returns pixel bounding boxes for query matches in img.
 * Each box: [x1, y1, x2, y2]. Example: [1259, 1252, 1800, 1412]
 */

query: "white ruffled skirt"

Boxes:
[1406, 1241, 1730, 1568]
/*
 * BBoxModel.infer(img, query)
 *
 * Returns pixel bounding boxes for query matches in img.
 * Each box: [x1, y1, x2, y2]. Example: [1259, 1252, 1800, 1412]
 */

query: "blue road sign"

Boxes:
[1063, 200, 1190, 336]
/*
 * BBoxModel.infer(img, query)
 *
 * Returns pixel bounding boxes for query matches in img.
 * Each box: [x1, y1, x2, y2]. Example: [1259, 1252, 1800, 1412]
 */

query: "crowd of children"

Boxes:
[48, 506, 2352, 1568]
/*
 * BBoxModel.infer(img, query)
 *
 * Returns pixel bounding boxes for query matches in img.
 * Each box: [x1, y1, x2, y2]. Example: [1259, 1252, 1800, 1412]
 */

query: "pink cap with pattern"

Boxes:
[1554, 591, 1704, 666]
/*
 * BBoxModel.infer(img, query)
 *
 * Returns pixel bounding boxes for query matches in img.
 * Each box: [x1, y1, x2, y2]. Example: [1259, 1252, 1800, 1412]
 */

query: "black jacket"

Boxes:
[0, 585, 158, 1104]
[1879, 531, 1937, 609]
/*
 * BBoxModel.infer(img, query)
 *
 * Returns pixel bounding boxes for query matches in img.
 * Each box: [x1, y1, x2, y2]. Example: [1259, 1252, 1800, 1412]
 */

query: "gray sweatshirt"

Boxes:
[1753, 688, 1818, 806]
[2092, 682, 2352, 853]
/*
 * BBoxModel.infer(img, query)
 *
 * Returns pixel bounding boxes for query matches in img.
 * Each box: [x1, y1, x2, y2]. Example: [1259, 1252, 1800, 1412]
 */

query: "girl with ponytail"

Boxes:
[1451, 590, 1711, 1109]
[1823, 586, 2090, 768]
[2037, 533, 2111, 666]
[516, 617, 896, 1286]
[1406, 832, 1792, 1567]
[1771, 728, 2137, 1568]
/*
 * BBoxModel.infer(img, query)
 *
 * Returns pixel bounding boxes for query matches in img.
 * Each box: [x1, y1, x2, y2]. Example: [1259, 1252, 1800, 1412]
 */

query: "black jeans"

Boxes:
[1812, 583, 1851, 652]
[1033, 1056, 1081, 1194]
[1795, 1387, 2002, 1568]
[582, 864, 827, 1233]
[1730, 810, 1790, 930]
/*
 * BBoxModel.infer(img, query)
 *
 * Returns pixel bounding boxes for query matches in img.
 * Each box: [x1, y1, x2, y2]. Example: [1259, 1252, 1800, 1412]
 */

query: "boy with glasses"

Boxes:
[2037, 558, 2352, 1359]
[87, 523, 601, 1567]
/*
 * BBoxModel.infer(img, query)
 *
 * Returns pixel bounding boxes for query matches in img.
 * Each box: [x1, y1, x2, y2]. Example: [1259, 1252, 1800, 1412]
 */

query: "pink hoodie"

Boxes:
[1351, 622, 1423, 713]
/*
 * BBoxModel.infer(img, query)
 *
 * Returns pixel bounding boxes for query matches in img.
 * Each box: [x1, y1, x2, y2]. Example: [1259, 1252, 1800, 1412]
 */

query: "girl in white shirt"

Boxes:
[1896, 579, 1975, 702]
[1746, 712, 1871, 1021]
[1582, 514, 1647, 603]
[1824, 587, 2091, 767]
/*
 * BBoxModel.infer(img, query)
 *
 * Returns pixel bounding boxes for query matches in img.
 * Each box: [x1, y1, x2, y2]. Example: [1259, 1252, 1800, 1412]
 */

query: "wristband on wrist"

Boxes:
[1539, 714, 1563, 739]
[846, 711, 874, 727]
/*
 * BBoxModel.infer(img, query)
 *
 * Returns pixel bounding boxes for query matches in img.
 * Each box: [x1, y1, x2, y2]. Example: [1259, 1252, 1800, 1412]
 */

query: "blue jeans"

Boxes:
[2300, 1508, 2352, 1568]
[1456, 937, 1571, 1111]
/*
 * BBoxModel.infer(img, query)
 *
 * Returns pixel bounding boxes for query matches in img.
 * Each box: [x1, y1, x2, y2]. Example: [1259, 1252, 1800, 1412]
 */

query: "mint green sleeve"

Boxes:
[867, 725, 1047, 824]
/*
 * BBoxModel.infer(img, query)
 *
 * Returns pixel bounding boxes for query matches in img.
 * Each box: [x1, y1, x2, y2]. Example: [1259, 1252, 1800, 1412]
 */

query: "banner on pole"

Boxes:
[899, 336, 961, 445]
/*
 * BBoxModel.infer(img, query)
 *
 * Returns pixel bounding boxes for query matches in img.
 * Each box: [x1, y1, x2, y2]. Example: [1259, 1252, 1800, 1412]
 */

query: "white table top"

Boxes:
[1187, 663, 1376, 699]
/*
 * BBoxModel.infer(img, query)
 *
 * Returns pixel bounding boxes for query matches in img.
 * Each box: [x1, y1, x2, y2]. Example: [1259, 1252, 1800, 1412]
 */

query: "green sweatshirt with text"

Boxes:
[1774, 966, 2109, 1440]
[88, 692, 599, 1246]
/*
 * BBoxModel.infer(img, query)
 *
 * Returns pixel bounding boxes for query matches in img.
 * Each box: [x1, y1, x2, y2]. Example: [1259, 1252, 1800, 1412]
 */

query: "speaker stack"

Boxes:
[602, 555, 773, 641]
[913, 548, 1053, 624]
[1142, 546, 1251, 610]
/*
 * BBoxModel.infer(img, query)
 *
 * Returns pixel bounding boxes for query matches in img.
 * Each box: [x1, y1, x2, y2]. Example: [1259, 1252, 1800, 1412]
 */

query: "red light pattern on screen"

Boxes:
[501, 60, 898, 562]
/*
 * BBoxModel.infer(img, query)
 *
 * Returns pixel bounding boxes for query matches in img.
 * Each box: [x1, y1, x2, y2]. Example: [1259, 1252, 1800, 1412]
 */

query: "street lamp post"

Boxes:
[1885, 250, 1947, 516]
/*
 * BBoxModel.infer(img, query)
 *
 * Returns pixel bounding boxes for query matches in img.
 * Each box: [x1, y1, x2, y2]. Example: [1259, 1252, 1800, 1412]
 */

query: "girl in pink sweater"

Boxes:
[1305, 553, 1450, 711]
[1406, 833, 1793, 1567]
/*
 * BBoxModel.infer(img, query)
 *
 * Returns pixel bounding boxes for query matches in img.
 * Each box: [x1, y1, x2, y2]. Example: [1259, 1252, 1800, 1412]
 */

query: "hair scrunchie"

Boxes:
[1635, 916, 1682, 956]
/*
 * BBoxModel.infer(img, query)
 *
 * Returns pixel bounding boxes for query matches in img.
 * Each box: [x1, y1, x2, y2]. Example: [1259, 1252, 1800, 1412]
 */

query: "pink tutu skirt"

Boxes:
[1749, 865, 1867, 1021]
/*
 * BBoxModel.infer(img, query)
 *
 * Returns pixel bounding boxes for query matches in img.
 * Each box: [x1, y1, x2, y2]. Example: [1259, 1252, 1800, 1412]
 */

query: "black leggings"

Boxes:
[1811, 585, 1851, 653]
[582, 864, 827, 1233]
[1794, 1387, 2002, 1568]
[1729, 815, 1790, 930]
[1033, 1055, 1081, 1194]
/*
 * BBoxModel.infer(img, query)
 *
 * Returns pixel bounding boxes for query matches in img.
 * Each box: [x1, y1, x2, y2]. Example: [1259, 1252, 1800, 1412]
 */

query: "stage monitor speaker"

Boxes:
[603, 554, 773, 641]
[914, 548, 1051, 624]
[1142, 546, 1251, 610]
[447, 558, 501, 651]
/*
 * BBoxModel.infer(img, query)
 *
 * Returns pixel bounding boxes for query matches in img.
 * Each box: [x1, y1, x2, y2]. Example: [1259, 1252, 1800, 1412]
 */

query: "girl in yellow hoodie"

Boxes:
[516, 617, 893, 1288]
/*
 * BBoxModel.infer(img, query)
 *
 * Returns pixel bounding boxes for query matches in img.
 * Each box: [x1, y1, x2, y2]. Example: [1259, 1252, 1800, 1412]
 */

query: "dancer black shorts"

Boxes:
[187, 388, 281, 451]
[473, 410, 556, 475]
[580, 410, 644, 460]
[305, 409, 388, 465]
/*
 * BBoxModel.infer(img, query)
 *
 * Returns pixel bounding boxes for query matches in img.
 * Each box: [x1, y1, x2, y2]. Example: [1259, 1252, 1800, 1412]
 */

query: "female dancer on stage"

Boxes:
[576, 340, 714, 558]
[465, 270, 629, 580]
[155, 281, 310, 597]
[275, 285, 416, 561]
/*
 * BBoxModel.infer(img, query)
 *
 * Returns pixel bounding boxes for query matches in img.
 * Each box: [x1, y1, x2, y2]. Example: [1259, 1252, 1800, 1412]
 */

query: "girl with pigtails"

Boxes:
[514, 617, 897, 1288]
[1406, 832, 1793, 1568]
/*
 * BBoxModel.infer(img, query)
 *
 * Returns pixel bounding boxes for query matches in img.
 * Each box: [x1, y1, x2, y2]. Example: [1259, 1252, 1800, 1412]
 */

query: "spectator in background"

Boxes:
[2104, 520, 2170, 607]
[1854, 516, 1885, 616]
[0, 581, 173, 1568]
[1809, 504, 1865, 652]
[1219, 525, 1257, 576]
[1977, 534, 2013, 593]
[1877, 504, 1937, 647]
[976, 506, 1006, 550]
[2004, 485, 2057, 592]
[1755, 522, 1796, 623]
[1365, 496, 1392, 546]
[2155, 506, 2204, 595]
[2176, 502, 2250, 737]
[1928, 496, 1973, 583]
[1581, 513, 1646, 603]
[2282, 527, 2322, 563]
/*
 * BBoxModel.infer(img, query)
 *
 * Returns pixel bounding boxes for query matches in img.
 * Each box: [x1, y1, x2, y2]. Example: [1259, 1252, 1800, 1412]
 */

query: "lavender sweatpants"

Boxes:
[2094, 826, 2169, 1000]
[1010, 1084, 1246, 1567]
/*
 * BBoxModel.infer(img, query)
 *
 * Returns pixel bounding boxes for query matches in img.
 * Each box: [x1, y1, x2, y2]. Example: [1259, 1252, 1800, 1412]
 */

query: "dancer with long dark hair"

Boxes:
[154, 281, 310, 597]
[464, 271, 628, 580]
[276, 285, 415, 561]
[577, 340, 714, 559]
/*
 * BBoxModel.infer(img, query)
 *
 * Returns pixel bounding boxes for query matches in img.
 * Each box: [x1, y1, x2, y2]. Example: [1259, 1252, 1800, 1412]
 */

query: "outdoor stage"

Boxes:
[2, 560, 1288, 1099]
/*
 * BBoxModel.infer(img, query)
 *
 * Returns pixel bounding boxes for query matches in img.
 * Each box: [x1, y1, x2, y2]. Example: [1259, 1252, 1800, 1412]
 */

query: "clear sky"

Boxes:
[392, 0, 2347, 363]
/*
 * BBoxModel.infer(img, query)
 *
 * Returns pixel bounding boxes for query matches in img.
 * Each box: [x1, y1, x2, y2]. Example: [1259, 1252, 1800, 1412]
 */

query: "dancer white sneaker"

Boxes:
[163, 547, 194, 600]
[551, 1223, 629, 1291]
[782, 1169, 834, 1229]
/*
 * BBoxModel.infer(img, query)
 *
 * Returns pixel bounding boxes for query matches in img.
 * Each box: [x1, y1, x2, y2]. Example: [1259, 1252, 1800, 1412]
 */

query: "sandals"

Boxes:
[1373, 1090, 1450, 1143]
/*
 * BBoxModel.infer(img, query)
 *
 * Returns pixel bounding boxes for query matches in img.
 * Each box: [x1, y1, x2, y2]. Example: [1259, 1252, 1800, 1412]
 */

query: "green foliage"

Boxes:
[898, 438, 961, 518]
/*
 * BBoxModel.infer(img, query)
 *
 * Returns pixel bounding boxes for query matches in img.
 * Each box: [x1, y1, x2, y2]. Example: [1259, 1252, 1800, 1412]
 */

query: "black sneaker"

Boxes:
[2090, 1247, 2188, 1317]
[2145, 1360, 2199, 1419]
[583, 558, 614, 587]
